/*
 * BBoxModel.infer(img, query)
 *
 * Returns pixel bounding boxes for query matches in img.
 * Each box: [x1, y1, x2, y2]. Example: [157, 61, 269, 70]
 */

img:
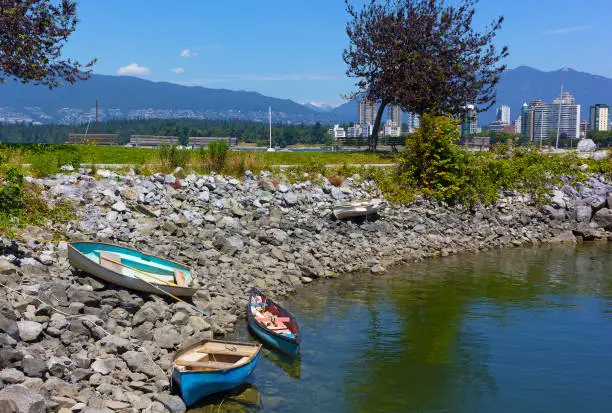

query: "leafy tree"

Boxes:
[343, 0, 508, 150]
[0, 0, 94, 87]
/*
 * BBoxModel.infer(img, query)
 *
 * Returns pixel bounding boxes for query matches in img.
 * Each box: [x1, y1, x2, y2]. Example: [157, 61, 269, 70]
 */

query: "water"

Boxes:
[189, 243, 612, 412]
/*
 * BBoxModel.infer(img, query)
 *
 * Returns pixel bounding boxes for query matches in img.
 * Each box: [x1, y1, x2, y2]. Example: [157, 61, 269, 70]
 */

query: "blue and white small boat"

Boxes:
[68, 242, 198, 297]
[247, 288, 300, 356]
[171, 339, 262, 407]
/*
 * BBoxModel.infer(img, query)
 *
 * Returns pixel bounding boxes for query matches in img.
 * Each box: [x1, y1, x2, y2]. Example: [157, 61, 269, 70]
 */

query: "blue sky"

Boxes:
[62, 0, 612, 106]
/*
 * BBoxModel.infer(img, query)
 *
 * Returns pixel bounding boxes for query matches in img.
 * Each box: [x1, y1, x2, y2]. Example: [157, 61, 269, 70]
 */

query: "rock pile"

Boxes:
[0, 167, 610, 412]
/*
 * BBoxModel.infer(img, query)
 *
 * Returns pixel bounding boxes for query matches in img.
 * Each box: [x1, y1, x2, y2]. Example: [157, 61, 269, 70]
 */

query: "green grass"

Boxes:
[0, 143, 394, 168]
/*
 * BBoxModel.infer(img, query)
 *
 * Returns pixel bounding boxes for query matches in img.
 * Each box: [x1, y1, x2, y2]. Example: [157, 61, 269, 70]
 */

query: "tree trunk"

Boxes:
[368, 99, 389, 151]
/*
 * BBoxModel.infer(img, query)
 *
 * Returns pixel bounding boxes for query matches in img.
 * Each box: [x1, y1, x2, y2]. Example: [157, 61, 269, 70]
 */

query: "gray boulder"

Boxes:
[574, 205, 592, 222]
[0, 384, 45, 413]
[17, 321, 43, 342]
[593, 208, 612, 230]
[0, 368, 25, 384]
[213, 235, 244, 256]
[152, 393, 186, 413]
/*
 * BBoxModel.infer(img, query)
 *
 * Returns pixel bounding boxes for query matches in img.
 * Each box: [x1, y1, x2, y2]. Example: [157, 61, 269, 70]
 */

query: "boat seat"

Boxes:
[99, 251, 123, 274]
[174, 270, 188, 287]
[255, 316, 290, 323]
[234, 356, 249, 366]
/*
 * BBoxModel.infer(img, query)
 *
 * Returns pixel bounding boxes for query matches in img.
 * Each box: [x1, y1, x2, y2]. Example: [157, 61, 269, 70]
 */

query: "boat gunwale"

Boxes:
[172, 339, 262, 375]
[67, 241, 199, 296]
[247, 288, 300, 346]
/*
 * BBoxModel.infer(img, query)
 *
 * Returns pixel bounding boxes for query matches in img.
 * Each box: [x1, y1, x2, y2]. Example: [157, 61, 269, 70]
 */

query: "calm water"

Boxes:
[190, 243, 612, 413]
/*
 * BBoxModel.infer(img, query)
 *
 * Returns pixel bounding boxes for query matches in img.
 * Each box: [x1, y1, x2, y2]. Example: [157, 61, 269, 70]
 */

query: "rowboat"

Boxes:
[332, 198, 383, 220]
[171, 339, 262, 407]
[247, 288, 300, 356]
[68, 242, 198, 297]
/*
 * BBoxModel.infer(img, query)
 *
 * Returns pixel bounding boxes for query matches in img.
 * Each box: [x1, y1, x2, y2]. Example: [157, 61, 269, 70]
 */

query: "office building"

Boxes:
[496, 105, 511, 125]
[589, 104, 609, 131]
[520, 102, 529, 136]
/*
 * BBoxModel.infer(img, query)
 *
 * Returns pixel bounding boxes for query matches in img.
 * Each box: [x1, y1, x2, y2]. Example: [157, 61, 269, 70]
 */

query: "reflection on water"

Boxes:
[189, 243, 612, 413]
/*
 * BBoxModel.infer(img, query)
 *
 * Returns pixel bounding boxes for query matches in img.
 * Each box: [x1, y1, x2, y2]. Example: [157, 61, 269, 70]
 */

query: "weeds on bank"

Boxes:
[0, 162, 73, 235]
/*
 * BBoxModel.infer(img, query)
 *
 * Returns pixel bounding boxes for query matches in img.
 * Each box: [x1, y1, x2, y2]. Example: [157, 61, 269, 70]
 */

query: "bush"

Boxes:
[158, 143, 190, 169]
[198, 141, 229, 172]
[30, 153, 60, 177]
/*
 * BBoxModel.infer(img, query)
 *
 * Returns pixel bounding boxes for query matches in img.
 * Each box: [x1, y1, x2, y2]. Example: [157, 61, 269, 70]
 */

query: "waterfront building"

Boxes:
[589, 104, 609, 131]
[383, 123, 402, 137]
[496, 105, 511, 125]
[527, 92, 580, 143]
[387, 104, 402, 127]
[461, 105, 478, 137]
[488, 120, 507, 132]
[346, 124, 363, 138]
[328, 125, 346, 141]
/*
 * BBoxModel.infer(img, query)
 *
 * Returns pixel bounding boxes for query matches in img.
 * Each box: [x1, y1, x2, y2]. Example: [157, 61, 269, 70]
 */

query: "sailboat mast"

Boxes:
[269, 106, 272, 149]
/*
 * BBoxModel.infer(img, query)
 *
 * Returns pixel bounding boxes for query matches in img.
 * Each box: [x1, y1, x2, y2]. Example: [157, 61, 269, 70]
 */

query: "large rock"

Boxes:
[153, 393, 186, 413]
[213, 235, 244, 256]
[573, 204, 592, 222]
[17, 321, 43, 342]
[593, 208, 612, 230]
[22, 358, 47, 378]
[0, 385, 45, 413]
[0, 368, 25, 384]
[0, 313, 19, 339]
[577, 139, 596, 152]
[121, 351, 162, 378]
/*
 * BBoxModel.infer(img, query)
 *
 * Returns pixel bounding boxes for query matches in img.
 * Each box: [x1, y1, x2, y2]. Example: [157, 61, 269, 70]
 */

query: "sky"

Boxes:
[61, 0, 612, 107]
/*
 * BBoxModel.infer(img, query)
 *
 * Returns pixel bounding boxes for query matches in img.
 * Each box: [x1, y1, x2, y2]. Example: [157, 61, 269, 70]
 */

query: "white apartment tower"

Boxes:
[496, 105, 511, 125]
[589, 104, 609, 131]
[528, 92, 580, 142]
[387, 104, 402, 126]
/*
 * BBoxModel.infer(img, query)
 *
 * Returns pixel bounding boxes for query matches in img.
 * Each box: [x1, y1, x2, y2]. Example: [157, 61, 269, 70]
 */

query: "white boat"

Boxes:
[332, 199, 383, 219]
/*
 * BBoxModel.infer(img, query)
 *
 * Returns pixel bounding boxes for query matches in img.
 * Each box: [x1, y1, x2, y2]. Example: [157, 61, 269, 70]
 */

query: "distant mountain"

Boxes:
[481, 66, 612, 125]
[0, 74, 340, 124]
[331, 99, 359, 121]
[302, 102, 337, 112]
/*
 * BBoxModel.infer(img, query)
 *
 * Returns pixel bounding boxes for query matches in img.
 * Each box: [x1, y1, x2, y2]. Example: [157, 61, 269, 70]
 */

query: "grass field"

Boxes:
[0, 143, 394, 167]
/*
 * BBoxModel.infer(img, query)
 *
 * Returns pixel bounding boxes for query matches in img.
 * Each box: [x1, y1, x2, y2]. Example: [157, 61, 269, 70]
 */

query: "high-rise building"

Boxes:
[520, 102, 529, 136]
[513, 117, 522, 134]
[461, 105, 478, 137]
[406, 112, 420, 133]
[589, 104, 609, 131]
[358, 97, 376, 126]
[387, 104, 402, 126]
[527, 92, 580, 143]
[580, 120, 589, 137]
[496, 105, 511, 125]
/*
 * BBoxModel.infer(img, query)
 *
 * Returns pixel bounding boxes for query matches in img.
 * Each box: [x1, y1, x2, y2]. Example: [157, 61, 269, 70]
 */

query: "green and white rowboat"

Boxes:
[68, 242, 198, 297]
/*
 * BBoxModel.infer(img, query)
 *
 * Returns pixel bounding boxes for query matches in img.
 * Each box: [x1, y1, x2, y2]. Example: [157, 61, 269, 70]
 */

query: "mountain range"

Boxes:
[0, 66, 611, 126]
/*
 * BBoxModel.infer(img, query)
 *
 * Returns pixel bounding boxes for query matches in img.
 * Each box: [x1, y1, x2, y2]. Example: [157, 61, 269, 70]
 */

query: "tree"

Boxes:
[343, 0, 508, 150]
[0, 0, 94, 88]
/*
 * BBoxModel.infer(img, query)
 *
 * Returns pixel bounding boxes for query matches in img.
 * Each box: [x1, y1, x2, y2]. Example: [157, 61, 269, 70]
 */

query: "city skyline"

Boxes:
[59, 0, 612, 106]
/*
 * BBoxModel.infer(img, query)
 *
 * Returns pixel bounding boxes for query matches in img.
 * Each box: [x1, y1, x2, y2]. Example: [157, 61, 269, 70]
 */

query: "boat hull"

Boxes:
[172, 351, 261, 407]
[248, 318, 299, 356]
[332, 200, 382, 220]
[68, 242, 198, 297]
[247, 288, 300, 356]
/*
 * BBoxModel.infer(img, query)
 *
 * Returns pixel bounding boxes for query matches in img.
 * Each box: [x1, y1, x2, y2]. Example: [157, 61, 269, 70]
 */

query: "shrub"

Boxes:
[30, 153, 60, 177]
[158, 143, 190, 169]
[198, 141, 229, 172]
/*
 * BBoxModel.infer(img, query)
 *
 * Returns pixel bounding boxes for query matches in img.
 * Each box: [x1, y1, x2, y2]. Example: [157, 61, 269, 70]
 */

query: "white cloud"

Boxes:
[179, 49, 198, 58]
[542, 25, 592, 35]
[171, 67, 185, 74]
[116, 63, 150, 76]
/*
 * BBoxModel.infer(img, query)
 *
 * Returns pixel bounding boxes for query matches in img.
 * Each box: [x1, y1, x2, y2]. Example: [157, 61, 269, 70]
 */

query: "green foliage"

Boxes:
[398, 114, 468, 201]
[158, 143, 190, 169]
[30, 153, 60, 177]
[198, 141, 229, 172]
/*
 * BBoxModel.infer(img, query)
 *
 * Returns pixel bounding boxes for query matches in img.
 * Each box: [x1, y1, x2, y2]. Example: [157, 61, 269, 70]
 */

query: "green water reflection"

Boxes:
[189, 243, 612, 413]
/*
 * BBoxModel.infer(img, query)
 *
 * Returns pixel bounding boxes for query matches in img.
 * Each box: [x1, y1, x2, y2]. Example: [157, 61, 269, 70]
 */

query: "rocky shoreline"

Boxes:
[1, 167, 611, 412]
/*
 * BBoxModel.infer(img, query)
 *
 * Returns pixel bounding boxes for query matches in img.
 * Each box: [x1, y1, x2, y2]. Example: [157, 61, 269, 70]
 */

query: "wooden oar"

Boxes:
[129, 272, 210, 317]
[102, 256, 179, 287]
